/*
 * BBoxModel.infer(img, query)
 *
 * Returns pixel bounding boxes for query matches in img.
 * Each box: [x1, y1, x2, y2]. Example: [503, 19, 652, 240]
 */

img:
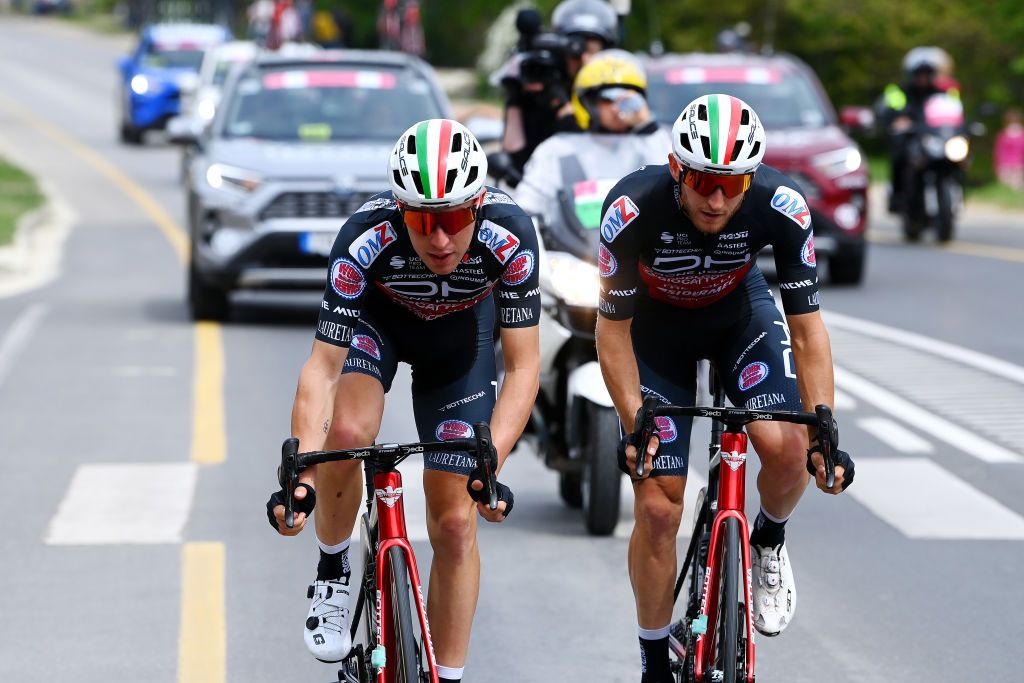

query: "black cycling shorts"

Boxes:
[630, 268, 802, 477]
[341, 290, 497, 475]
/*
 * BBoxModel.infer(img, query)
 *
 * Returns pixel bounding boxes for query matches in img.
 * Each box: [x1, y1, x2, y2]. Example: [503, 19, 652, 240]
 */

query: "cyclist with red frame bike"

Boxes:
[266, 119, 541, 683]
[595, 94, 855, 683]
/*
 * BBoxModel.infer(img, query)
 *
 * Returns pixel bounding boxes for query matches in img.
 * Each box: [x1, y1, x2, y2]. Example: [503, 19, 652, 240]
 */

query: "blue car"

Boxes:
[117, 23, 231, 144]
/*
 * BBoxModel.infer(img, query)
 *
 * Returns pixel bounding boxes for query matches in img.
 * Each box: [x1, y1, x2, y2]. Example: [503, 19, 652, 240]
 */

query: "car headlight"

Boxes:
[811, 146, 862, 178]
[130, 75, 150, 95]
[546, 251, 599, 307]
[196, 97, 217, 121]
[205, 163, 262, 193]
[945, 135, 970, 162]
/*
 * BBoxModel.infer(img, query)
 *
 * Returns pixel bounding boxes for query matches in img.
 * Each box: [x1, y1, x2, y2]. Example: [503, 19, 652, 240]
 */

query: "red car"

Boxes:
[645, 52, 869, 284]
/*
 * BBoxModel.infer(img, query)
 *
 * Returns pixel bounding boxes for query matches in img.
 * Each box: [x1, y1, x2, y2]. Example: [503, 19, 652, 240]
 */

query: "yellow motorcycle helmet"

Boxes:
[571, 49, 648, 131]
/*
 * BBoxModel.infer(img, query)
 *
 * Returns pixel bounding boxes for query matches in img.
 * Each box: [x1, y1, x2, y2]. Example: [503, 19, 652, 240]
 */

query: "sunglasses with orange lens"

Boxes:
[680, 167, 754, 198]
[400, 199, 482, 237]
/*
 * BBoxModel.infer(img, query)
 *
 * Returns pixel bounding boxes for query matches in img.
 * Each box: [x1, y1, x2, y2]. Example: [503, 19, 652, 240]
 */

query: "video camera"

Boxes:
[514, 8, 586, 89]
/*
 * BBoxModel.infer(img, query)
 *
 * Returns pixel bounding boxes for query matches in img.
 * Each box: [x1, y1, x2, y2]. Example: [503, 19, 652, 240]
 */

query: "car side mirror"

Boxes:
[486, 151, 522, 187]
[117, 56, 131, 75]
[167, 116, 205, 146]
[839, 106, 874, 134]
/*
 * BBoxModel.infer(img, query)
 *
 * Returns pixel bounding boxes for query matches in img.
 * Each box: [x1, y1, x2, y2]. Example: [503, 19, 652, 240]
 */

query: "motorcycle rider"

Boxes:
[498, 0, 620, 178]
[878, 46, 958, 212]
[515, 50, 671, 223]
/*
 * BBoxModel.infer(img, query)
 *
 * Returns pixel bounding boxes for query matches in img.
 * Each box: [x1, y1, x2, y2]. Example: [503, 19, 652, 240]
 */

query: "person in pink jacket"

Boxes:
[994, 109, 1024, 190]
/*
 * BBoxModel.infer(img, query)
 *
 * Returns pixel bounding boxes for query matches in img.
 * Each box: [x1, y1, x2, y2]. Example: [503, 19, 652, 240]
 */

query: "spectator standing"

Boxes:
[994, 109, 1024, 190]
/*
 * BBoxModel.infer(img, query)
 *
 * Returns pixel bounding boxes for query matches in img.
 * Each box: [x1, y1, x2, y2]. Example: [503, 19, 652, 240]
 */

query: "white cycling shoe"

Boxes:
[750, 543, 796, 637]
[304, 577, 353, 663]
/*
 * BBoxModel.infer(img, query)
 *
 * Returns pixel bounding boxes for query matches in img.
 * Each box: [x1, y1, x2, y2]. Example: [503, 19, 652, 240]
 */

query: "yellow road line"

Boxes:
[192, 321, 226, 464]
[868, 231, 1024, 263]
[178, 542, 226, 682]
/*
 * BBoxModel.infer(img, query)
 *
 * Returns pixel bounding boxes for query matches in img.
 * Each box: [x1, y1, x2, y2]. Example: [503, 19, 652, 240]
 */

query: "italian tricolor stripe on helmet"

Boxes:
[413, 119, 454, 199]
[708, 94, 743, 166]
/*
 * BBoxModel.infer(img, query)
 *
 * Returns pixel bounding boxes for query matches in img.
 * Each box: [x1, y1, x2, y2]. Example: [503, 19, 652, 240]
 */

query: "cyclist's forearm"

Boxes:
[490, 364, 539, 467]
[596, 317, 642, 432]
[290, 351, 346, 480]
[791, 325, 835, 423]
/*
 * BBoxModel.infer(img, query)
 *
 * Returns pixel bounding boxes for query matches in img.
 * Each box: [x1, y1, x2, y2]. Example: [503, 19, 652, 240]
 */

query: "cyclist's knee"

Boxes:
[326, 418, 378, 450]
[634, 492, 683, 543]
[427, 507, 476, 558]
[752, 424, 807, 474]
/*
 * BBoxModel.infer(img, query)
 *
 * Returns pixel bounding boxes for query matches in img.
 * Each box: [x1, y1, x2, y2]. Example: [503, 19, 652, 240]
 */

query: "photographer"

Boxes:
[499, 0, 619, 180]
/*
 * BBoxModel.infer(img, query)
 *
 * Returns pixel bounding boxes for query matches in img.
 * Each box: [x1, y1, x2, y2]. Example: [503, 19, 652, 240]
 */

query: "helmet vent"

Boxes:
[740, 109, 750, 125]
[748, 140, 762, 159]
[678, 132, 693, 154]
[697, 104, 708, 121]
[466, 165, 479, 187]
[700, 136, 711, 160]
[410, 171, 425, 195]
[392, 169, 405, 190]
[472, 140, 480, 151]
[445, 168, 458, 194]
[407, 134, 417, 154]
[451, 133, 463, 153]
[730, 140, 744, 162]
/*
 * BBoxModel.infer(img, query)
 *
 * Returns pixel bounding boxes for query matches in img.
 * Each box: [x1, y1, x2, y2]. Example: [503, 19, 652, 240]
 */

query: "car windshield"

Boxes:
[221, 67, 444, 141]
[143, 46, 205, 70]
[647, 66, 830, 130]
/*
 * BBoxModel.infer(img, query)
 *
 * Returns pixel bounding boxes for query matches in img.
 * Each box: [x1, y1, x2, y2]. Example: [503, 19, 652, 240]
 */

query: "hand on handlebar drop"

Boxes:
[618, 431, 660, 481]
[467, 477, 515, 522]
[266, 480, 316, 535]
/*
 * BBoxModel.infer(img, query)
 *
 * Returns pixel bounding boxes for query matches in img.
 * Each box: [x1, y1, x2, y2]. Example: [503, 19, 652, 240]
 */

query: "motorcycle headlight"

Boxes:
[205, 163, 262, 193]
[812, 146, 862, 178]
[130, 75, 150, 95]
[545, 251, 599, 307]
[945, 136, 970, 163]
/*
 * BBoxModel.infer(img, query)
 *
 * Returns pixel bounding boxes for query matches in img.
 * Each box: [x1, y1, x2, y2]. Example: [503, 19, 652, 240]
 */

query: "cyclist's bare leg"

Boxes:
[629, 475, 686, 628]
[315, 372, 386, 545]
[423, 469, 480, 668]
[747, 421, 810, 520]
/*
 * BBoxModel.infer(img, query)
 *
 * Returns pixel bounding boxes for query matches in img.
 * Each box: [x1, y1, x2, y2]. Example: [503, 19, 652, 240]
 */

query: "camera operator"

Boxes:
[498, 0, 619, 181]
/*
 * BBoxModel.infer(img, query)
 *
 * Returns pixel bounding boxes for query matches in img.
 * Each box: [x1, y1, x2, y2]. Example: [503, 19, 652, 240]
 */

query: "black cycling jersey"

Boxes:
[316, 187, 541, 348]
[597, 163, 820, 319]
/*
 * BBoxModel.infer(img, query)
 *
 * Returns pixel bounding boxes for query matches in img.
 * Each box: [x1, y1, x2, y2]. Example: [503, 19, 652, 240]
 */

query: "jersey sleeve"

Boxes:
[315, 219, 371, 347]
[495, 213, 541, 329]
[766, 183, 821, 315]
[597, 182, 644, 321]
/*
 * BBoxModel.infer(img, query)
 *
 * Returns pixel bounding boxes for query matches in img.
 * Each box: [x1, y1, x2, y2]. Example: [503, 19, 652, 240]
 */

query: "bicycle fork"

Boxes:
[693, 431, 756, 683]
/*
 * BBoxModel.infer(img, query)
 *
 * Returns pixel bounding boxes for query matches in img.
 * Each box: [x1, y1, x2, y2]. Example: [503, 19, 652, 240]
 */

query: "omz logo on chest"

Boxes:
[600, 195, 640, 242]
[477, 220, 520, 264]
[770, 186, 811, 229]
[349, 221, 398, 267]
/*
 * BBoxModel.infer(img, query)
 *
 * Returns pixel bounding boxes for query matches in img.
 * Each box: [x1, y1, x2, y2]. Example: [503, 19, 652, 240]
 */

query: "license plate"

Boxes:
[300, 232, 335, 256]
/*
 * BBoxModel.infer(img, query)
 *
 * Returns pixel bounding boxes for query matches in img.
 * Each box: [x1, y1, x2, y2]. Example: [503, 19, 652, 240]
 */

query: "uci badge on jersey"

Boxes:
[477, 220, 520, 264]
[770, 186, 811, 230]
[330, 257, 366, 299]
[348, 221, 398, 268]
[436, 419, 474, 440]
[501, 249, 535, 286]
[599, 195, 640, 242]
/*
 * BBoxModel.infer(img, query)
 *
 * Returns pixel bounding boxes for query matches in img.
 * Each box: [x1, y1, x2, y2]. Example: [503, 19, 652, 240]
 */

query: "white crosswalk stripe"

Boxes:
[857, 416, 934, 453]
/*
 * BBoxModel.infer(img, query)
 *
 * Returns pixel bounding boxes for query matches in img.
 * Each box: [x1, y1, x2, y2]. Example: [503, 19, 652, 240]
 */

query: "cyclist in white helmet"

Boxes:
[266, 119, 541, 683]
[595, 94, 855, 682]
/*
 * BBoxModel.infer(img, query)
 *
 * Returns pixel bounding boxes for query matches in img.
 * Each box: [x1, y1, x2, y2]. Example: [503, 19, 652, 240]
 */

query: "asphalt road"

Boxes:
[1, 16, 1023, 683]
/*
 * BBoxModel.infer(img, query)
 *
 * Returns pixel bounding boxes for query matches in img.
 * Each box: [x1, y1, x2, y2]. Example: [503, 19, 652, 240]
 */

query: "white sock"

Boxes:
[317, 536, 351, 554]
[436, 664, 464, 680]
[637, 624, 671, 640]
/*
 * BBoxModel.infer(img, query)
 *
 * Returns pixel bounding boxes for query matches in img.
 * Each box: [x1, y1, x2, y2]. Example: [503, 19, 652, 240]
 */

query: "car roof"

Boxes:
[643, 51, 810, 78]
[252, 48, 430, 71]
[144, 23, 230, 43]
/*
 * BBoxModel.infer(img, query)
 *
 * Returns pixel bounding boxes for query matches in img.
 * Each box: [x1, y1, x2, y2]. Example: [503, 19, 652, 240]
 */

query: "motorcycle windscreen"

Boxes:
[573, 179, 621, 230]
[923, 94, 964, 128]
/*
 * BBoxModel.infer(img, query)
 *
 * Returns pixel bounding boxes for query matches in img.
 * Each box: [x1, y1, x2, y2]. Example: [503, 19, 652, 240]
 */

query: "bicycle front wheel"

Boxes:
[386, 546, 423, 683]
[714, 517, 741, 683]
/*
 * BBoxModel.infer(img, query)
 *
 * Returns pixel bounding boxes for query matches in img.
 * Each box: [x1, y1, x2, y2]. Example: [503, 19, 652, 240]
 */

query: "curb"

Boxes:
[0, 179, 74, 298]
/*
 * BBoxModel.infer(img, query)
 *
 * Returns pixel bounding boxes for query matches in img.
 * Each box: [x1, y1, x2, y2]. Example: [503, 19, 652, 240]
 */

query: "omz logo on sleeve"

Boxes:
[770, 186, 811, 229]
[436, 419, 474, 440]
[800, 234, 816, 267]
[330, 257, 366, 299]
[477, 220, 520, 264]
[348, 221, 397, 268]
[501, 249, 535, 286]
[350, 334, 381, 360]
[600, 195, 640, 242]
[598, 244, 618, 277]
[738, 361, 770, 391]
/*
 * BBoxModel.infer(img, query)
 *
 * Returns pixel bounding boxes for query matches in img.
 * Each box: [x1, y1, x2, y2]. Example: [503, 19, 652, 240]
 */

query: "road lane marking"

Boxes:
[192, 322, 226, 464]
[849, 458, 1024, 539]
[857, 417, 934, 453]
[835, 365, 1021, 463]
[826, 311, 1024, 385]
[45, 463, 198, 544]
[834, 389, 857, 411]
[178, 542, 226, 683]
[0, 303, 47, 389]
[867, 230, 1024, 263]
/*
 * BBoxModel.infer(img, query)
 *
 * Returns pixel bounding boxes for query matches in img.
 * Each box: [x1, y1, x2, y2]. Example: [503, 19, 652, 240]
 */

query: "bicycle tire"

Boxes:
[714, 517, 741, 683]
[387, 546, 422, 683]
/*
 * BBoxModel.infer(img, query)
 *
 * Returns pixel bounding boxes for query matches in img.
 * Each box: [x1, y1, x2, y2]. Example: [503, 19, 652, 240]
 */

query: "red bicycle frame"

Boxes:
[372, 469, 439, 683]
[692, 431, 756, 683]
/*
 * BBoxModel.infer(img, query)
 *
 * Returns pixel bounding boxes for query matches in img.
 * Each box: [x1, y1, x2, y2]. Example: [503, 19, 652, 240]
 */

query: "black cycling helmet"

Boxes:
[552, 0, 619, 46]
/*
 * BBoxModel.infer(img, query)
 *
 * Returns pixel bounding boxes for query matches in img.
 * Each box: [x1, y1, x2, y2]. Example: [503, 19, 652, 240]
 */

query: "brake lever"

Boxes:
[280, 437, 300, 528]
[473, 423, 498, 510]
[814, 405, 838, 489]
[633, 396, 661, 478]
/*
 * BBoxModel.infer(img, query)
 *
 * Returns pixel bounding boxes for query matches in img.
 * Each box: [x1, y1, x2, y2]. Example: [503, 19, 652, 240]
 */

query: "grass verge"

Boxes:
[966, 181, 1024, 211]
[0, 156, 45, 247]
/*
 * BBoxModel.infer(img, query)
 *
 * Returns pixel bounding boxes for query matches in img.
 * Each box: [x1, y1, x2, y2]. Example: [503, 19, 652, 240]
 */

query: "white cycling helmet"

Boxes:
[671, 93, 766, 174]
[388, 118, 487, 208]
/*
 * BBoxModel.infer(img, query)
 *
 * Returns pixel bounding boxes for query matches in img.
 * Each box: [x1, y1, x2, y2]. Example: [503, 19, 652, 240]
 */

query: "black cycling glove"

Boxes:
[617, 431, 640, 477]
[266, 482, 316, 530]
[466, 470, 515, 518]
[805, 446, 856, 491]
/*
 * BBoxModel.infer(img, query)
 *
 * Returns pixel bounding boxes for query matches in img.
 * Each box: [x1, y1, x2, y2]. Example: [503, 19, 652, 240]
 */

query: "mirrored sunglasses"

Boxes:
[680, 167, 753, 198]
[400, 203, 479, 237]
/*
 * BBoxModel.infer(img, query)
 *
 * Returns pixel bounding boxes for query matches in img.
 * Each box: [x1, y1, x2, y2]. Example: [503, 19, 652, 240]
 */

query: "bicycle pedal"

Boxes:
[690, 615, 708, 635]
[370, 646, 386, 670]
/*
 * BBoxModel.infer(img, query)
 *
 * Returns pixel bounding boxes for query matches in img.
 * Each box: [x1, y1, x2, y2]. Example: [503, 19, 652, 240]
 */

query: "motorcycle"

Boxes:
[899, 92, 974, 242]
